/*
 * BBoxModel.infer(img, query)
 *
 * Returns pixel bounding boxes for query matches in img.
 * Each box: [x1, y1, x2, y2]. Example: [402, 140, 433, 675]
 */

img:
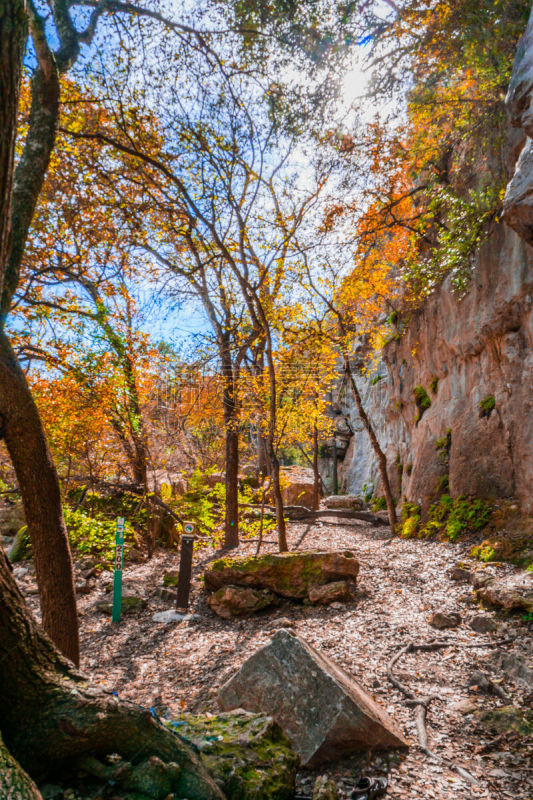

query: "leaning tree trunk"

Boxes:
[0, 332, 79, 664]
[0, 550, 224, 800]
[343, 355, 397, 529]
[312, 422, 320, 511]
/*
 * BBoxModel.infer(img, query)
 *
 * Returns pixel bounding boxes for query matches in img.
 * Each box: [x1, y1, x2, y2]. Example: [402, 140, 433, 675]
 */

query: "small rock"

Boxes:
[450, 564, 473, 583]
[159, 587, 176, 602]
[163, 570, 179, 587]
[75, 581, 93, 595]
[312, 775, 339, 800]
[428, 611, 461, 629]
[208, 585, 278, 619]
[152, 609, 186, 624]
[272, 616, 295, 628]
[488, 768, 509, 778]
[469, 614, 498, 633]
[95, 595, 147, 615]
[308, 580, 356, 605]
[468, 670, 493, 693]
[12, 566, 29, 578]
[490, 649, 533, 689]
[126, 547, 143, 562]
[450, 698, 478, 715]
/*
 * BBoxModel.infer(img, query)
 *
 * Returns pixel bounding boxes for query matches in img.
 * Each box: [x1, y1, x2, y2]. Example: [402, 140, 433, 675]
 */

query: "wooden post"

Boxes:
[176, 522, 195, 612]
[112, 517, 125, 623]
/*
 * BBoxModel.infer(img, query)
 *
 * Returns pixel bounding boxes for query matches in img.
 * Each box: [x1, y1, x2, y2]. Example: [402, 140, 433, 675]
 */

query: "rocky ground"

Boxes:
[11, 518, 533, 800]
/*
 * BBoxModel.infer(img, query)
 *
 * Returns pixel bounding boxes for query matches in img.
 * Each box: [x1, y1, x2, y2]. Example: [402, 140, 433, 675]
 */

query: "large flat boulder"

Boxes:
[204, 551, 359, 600]
[218, 630, 408, 766]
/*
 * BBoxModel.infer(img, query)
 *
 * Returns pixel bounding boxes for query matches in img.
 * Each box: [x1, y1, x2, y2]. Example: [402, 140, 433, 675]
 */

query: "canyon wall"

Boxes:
[338, 225, 533, 514]
[336, 8, 533, 514]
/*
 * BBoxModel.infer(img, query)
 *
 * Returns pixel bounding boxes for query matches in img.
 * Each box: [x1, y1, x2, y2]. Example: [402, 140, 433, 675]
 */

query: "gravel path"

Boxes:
[18, 517, 533, 800]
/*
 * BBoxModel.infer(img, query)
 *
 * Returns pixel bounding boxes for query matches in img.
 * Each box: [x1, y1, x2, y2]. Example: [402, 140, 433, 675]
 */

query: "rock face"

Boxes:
[428, 611, 461, 630]
[279, 466, 319, 510]
[204, 551, 359, 600]
[330, 11, 533, 513]
[333, 224, 533, 514]
[218, 630, 408, 766]
[503, 6, 533, 241]
[475, 571, 533, 613]
[207, 586, 279, 619]
[174, 711, 299, 800]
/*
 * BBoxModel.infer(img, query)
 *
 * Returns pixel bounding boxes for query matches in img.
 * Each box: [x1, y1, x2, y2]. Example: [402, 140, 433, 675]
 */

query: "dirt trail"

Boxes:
[20, 518, 533, 799]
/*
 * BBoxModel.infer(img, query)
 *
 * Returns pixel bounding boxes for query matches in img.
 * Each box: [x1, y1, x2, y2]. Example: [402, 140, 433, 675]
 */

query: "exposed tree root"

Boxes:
[0, 732, 42, 800]
[0, 550, 224, 800]
[387, 640, 478, 785]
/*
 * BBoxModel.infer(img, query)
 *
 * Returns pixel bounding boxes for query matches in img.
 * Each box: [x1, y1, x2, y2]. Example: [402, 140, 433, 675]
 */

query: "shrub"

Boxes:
[479, 395, 496, 419]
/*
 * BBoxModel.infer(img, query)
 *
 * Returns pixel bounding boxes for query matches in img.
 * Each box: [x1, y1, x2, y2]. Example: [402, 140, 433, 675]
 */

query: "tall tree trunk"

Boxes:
[312, 422, 320, 511]
[0, 333, 80, 664]
[267, 443, 287, 552]
[222, 354, 239, 549]
[256, 432, 270, 477]
[0, 550, 224, 799]
[0, 0, 26, 300]
[224, 423, 239, 549]
[0, 0, 79, 663]
[343, 354, 397, 529]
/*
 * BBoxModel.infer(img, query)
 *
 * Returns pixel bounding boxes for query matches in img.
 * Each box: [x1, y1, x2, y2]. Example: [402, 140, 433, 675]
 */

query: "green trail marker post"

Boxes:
[112, 516, 125, 623]
[176, 522, 195, 612]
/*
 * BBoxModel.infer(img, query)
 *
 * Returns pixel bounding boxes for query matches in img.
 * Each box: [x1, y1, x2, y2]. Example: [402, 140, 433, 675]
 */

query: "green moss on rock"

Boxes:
[204, 551, 359, 599]
[169, 711, 299, 800]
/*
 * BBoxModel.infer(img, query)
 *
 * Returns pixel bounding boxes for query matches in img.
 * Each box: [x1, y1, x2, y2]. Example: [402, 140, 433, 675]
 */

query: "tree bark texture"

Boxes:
[0, 0, 79, 662]
[344, 355, 397, 529]
[0, 0, 26, 306]
[0, 550, 224, 799]
[0, 333, 79, 664]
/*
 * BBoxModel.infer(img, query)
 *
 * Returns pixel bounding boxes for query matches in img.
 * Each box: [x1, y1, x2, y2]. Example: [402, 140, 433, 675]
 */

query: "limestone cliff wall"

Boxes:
[338, 5, 533, 515]
[339, 224, 533, 514]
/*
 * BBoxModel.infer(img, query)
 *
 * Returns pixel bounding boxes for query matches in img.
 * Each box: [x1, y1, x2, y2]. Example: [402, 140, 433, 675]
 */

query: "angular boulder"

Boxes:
[207, 586, 279, 619]
[475, 571, 533, 613]
[172, 711, 299, 800]
[218, 630, 408, 766]
[308, 580, 356, 605]
[204, 551, 359, 600]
